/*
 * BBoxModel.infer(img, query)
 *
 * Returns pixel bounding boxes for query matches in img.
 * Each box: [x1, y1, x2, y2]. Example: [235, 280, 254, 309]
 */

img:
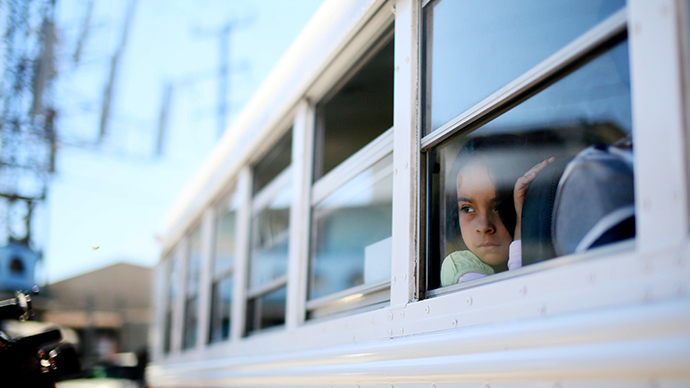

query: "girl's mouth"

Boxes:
[477, 242, 500, 249]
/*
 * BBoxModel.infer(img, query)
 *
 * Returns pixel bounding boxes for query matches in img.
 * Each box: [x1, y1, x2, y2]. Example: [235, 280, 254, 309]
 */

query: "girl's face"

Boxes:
[456, 162, 512, 268]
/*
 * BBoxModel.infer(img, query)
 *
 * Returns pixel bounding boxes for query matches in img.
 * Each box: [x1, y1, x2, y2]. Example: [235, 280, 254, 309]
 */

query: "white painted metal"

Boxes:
[148, 299, 690, 386]
[230, 167, 251, 342]
[287, 100, 315, 328]
[195, 207, 214, 350]
[149, 233, 690, 384]
[150, 259, 167, 361]
[169, 240, 185, 355]
[629, 0, 690, 251]
[391, 0, 419, 307]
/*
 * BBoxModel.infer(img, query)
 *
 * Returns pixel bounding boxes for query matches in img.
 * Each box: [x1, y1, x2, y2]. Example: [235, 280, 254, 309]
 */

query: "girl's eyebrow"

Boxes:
[457, 196, 498, 203]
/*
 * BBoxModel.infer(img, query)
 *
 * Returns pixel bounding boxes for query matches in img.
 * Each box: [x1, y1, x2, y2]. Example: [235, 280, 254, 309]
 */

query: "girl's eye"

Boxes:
[460, 204, 475, 214]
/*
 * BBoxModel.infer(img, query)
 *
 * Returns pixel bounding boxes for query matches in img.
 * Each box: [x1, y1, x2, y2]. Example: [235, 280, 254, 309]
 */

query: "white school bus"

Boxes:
[147, 0, 690, 386]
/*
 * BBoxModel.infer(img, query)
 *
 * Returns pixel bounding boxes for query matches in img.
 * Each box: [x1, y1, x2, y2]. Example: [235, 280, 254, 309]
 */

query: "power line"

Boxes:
[98, 0, 138, 143]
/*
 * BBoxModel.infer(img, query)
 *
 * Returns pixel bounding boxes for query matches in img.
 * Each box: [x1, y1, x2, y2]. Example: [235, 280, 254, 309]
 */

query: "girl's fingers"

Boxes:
[525, 157, 554, 178]
[514, 157, 555, 202]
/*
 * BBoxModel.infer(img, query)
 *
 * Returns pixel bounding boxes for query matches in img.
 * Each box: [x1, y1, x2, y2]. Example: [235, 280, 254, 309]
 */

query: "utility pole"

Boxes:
[194, 18, 245, 140]
[217, 22, 232, 139]
[155, 82, 173, 156]
[73, 1, 95, 66]
[99, 0, 138, 143]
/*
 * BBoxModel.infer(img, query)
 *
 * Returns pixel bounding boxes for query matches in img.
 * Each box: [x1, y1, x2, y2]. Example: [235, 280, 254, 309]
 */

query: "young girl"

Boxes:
[441, 136, 552, 286]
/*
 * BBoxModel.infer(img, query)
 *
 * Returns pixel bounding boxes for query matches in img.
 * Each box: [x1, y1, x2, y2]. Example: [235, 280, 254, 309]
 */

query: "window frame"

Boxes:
[304, 30, 397, 319]
[419, 3, 639, 298]
[158, 254, 172, 355]
[244, 129, 294, 336]
[181, 223, 203, 350]
[207, 185, 241, 344]
[628, 0, 690, 247]
[166, 241, 186, 355]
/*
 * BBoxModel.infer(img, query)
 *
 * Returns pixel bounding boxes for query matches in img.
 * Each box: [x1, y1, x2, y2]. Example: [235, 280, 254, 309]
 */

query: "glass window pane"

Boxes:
[182, 296, 198, 349]
[309, 154, 393, 300]
[183, 226, 202, 349]
[314, 38, 394, 180]
[186, 226, 202, 295]
[253, 130, 291, 194]
[428, 40, 632, 290]
[246, 286, 286, 334]
[163, 254, 178, 354]
[214, 190, 240, 274]
[686, 0, 690, 95]
[164, 310, 173, 354]
[485, 40, 631, 134]
[209, 277, 233, 343]
[424, 0, 625, 134]
[249, 183, 292, 289]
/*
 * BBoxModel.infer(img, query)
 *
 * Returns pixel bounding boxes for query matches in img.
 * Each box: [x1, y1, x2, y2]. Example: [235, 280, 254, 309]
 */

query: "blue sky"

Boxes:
[45, 0, 323, 283]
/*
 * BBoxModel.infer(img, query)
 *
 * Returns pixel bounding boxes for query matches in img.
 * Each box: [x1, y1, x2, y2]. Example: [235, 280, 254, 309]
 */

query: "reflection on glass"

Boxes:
[484, 41, 631, 135]
[314, 38, 394, 180]
[253, 130, 291, 194]
[249, 183, 292, 289]
[309, 154, 393, 300]
[424, 0, 625, 133]
[214, 191, 240, 274]
[246, 286, 286, 334]
[163, 254, 178, 354]
[209, 277, 232, 343]
[208, 189, 239, 344]
[186, 226, 202, 295]
[247, 134, 292, 334]
[183, 226, 202, 349]
[686, 0, 690, 89]
[182, 297, 197, 349]
[429, 40, 632, 290]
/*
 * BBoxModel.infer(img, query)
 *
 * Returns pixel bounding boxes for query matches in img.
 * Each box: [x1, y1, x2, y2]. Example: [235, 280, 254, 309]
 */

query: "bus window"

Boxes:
[246, 130, 292, 334]
[182, 224, 202, 349]
[309, 154, 393, 300]
[423, 0, 633, 292]
[208, 187, 240, 344]
[162, 250, 179, 354]
[685, 0, 690, 171]
[423, 0, 625, 135]
[307, 32, 394, 319]
[313, 37, 394, 180]
[254, 132, 292, 194]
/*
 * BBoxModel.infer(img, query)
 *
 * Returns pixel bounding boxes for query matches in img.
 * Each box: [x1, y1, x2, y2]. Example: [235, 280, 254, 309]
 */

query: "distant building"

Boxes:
[43, 262, 151, 364]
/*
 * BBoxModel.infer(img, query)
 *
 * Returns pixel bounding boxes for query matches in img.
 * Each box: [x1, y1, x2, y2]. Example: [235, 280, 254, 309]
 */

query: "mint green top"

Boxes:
[440, 250, 494, 287]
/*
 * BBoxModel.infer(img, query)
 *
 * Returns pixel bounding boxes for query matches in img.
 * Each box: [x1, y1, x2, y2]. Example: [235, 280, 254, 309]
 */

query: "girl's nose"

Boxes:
[475, 213, 496, 234]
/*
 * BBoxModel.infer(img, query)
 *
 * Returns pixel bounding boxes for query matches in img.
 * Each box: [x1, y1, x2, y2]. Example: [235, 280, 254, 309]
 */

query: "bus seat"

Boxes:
[521, 143, 635, 266]
[520, 157, 571, 266]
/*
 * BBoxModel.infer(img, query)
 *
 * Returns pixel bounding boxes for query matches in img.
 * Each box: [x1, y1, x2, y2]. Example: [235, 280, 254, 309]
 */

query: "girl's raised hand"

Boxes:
[513, 157, 554, 240]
